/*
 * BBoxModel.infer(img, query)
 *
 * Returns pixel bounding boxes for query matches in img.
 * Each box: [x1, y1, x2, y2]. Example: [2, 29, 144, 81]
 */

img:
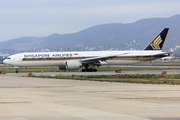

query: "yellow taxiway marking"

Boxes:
[86, 90, 180, 92]
[115, 97, 180, 101]
[0, 101, 32, 104]
[0, 86, 73, 88]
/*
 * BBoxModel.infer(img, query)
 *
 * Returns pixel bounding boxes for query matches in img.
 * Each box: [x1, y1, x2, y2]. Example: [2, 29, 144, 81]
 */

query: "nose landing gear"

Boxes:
[16, 68, 19, 73]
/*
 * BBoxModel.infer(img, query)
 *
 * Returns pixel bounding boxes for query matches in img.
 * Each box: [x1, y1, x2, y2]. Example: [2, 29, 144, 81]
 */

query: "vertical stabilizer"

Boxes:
[144, 28, 169, 50]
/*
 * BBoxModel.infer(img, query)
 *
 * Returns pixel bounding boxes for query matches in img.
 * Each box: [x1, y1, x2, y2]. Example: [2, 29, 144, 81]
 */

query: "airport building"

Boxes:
[0, 52, 9, 64]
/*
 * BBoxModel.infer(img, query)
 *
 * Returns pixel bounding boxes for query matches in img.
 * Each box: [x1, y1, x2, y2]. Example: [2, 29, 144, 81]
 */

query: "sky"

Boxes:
[0, 0, 180, 42]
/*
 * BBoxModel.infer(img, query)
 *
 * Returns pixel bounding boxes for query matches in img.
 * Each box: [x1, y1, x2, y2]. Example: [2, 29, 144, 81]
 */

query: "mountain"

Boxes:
[0, 14, 180, 54]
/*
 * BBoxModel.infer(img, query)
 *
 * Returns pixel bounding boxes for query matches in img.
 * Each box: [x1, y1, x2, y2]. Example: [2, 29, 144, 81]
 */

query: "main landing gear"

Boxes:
[81, 64, 98, 72]
[81, 68, 97, 72]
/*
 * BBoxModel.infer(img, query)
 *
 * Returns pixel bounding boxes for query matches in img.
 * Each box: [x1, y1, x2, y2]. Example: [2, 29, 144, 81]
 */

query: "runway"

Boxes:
[0, 75, 180, 120]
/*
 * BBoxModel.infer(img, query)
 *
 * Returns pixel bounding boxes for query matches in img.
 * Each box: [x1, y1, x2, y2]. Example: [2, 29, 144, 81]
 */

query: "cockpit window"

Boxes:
[6, 57, 11, 59]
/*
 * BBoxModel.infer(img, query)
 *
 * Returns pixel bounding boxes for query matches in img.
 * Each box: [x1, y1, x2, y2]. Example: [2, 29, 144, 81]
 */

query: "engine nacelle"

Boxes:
[58, 60, 82, 70]
[99, 60, 107, 65]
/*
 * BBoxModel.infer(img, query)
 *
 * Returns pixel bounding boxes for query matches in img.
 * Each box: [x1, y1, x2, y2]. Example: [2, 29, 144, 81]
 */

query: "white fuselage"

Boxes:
[3, 50, 167, 68]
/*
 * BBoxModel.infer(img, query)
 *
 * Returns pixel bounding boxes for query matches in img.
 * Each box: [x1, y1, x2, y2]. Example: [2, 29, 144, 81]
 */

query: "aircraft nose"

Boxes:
[3, 59, 9, 65]
[3, 59, 7, 64]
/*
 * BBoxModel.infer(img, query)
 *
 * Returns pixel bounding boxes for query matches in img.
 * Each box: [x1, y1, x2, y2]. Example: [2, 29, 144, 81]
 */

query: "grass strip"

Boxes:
[1, 66, 180, 73]
[28, 74, 180, 85]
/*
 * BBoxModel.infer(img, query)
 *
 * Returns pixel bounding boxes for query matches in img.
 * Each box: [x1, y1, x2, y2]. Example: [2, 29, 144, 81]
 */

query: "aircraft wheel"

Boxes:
[83, 69, 97, 72]
[89, 69, 93, 72]
[86, 69, 92, 72]
[82, 69, 86, 72]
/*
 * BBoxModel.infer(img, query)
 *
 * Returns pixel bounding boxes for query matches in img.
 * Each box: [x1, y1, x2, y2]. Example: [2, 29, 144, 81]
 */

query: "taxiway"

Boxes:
[5, 69, 180, 76]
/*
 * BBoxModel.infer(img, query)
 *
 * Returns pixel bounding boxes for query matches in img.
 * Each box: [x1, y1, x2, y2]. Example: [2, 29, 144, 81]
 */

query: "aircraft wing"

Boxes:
[80, 51, 172, 64]
[81, 53, 128, 63]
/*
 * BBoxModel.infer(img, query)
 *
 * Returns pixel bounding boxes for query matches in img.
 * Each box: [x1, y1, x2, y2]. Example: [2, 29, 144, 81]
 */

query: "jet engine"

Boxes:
[58, 60, 82, 70]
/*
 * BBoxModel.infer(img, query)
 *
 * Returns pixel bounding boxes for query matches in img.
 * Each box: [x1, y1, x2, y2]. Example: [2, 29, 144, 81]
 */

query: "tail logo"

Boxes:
[150, 35, 162, 50]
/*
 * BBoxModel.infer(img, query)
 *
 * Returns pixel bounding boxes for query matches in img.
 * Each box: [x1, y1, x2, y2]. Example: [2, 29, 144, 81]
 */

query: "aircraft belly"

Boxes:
[106, 60, 140, 65]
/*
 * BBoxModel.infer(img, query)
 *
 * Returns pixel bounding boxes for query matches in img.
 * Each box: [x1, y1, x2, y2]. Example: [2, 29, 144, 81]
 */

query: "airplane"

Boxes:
[160, 54, 175, 61]
[3, 28, 170, 73]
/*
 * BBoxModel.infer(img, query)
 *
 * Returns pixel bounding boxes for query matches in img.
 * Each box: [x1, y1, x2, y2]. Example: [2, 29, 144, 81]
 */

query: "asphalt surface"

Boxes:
[0, 72, 180, 120]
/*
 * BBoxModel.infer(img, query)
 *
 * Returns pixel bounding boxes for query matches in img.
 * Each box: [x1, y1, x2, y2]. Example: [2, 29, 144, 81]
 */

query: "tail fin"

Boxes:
[144, 28, 169, 50]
